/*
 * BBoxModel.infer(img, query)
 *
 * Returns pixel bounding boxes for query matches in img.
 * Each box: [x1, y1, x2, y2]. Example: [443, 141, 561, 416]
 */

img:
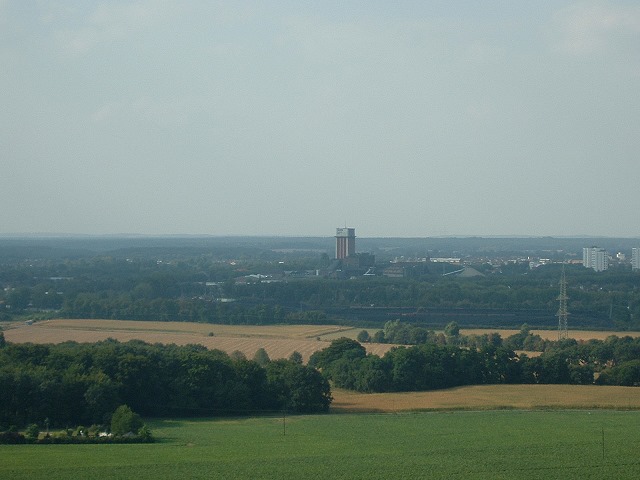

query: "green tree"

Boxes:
[6, 287, 31, 311]
[444, 321, 460, 339]
[539, 353, 571, 384]
[353, 355, 391, 392]
[230, 350, 247, 361]
[233, 359, 272, 410]
[356, 330, 371, 343]
[288, 351, 303, 365]
[137, 424, 153, 441]
[384, 320, 412, 344]
[24, 423, 39, 440]
[597, 359, 640, 386]
[253, 348, 270, 366]
[372, 330, 386, 343]
[266, 360, 332, 413]
[110, 405, 143, 436]
[83, 373, 121, 424]
[308, 338, 366, 369]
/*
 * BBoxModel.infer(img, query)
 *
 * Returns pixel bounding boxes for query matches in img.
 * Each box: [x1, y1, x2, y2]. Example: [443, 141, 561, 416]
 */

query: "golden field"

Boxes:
[2, 319, 395, 363]
[331, 384, 640, 412]
[5, 319, 639, 363]
[325, 327, 640, 342]
[461, 328, 640, 341]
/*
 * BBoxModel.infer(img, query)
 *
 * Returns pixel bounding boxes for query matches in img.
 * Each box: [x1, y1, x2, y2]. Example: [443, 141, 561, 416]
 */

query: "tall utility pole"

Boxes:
[557, 264, 569, 340]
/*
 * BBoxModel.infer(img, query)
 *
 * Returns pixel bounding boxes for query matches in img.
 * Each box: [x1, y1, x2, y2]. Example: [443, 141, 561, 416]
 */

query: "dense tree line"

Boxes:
[0, 339, 331, 429]
[309, 335, 640, 393]
[2, 252, 640, 329]
[364, 320, 548, 352]
[235, 271, 640, 328]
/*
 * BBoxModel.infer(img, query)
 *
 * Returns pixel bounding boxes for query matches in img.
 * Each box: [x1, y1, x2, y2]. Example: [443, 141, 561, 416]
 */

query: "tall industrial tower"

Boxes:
[557, 264, 569, 340]
[335, 228, 356, 259]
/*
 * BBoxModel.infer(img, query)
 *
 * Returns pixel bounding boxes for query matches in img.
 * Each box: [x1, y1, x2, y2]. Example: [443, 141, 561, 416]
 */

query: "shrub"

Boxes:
[24, 424, 40, 440]
[0, 431, 26, 444]
[110, 405, 143, 436]
[137, 424, 153, 441]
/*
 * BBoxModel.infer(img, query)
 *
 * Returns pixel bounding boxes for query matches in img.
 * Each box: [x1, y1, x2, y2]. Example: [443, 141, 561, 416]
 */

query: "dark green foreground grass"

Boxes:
[2, 410, 640, 479]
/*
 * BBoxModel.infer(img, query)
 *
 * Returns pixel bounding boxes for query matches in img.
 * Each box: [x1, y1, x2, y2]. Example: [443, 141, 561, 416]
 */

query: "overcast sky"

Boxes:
[1, 1, 639, 237]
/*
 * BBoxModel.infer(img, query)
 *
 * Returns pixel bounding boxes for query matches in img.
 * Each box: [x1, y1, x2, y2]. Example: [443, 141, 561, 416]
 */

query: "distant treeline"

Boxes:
[2, 253, 640, 329]
[1, 235, 638, 262]
[0, 339, 331, 429]
[364, 320, 549, 351]
[309, 335, 640, 393]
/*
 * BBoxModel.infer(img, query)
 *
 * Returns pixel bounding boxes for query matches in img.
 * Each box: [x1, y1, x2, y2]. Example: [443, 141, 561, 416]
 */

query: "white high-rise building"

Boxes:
[583, 247, 609, 272]
[632, 248, 640, 271]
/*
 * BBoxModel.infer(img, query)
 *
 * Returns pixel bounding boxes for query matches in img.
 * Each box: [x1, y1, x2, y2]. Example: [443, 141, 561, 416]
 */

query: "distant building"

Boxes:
[632, 248, 640, 271]
[342, 252, 375, 270]
[457, 266, 484, 278]
[383, 261, 429, 278]
[331, 227, 377, 276]
[583, 247, 609, 272]
[335, 228, 356, 259]
[430, 257, 461, 264]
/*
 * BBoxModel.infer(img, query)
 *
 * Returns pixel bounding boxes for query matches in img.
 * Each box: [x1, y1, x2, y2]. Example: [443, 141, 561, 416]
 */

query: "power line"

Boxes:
[557, 264, 569, 340]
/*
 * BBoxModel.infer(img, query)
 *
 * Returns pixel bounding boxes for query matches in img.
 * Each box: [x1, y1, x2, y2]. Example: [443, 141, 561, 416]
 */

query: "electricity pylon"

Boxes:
[557, 264, 569, 340]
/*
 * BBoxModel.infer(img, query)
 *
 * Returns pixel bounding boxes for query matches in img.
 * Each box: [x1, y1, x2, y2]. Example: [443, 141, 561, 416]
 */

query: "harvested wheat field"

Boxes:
[5, 320, 638, 362]
[323, 327, 640, 343]
[461, 328, 640, 341]
[3, 319, 395, 363]
[331, 384, 640, 412]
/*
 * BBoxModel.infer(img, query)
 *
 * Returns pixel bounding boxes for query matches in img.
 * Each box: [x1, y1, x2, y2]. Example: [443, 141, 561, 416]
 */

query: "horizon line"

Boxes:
[1, 232, 639, 240]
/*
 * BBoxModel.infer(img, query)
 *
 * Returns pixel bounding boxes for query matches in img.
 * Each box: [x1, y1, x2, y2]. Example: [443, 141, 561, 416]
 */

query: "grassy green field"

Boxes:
[2, 411, 640, 479]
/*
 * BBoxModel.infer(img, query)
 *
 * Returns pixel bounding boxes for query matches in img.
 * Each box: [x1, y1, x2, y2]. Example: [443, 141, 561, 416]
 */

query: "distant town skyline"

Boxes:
[2, 2, 639, 238]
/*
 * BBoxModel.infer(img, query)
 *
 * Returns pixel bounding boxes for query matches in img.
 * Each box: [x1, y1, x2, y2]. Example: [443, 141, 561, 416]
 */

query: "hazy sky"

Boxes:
[2, 1, 639, 237]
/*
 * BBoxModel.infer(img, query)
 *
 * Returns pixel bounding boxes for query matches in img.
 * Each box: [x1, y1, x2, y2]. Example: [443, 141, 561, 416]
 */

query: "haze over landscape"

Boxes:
[2, 1, 639, 237]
